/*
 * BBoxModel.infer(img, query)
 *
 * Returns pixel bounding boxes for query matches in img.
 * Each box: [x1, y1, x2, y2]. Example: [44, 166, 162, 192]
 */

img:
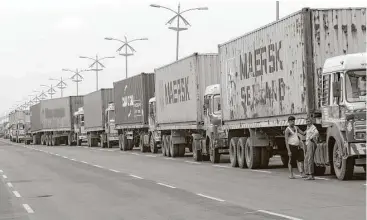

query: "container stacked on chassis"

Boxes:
[153, 53, 221, 159]
[84, 88, 118, 148]
[114, 73, 155, 152]
[30, 96, 84, 146]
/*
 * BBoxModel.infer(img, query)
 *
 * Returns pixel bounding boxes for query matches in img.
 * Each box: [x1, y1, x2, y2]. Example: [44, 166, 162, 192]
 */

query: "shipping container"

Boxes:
[30, 103, 41, 132]
[114, 73, 155, 128]
[219, 8, 366, 123]
[155, 53, 220, 128]
[40, 96, 84, 131]
[84, 89, 114, 132]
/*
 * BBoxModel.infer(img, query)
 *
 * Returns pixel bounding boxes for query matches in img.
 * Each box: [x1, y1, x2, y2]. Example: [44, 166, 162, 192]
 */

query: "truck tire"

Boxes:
[68, 134, 73, 146]
[260, 148, 270, 168]
[166, 136, 171, 157]
[237, 137, 248, 168]
[51, 136, 55, 146]
[333, 141, 354, 180]
[161, 135, 166, 156]
[209, 139, 220, 163]
[46, 135, 50, 146]
[140, 135, 146, 152]
[178, 144, 186, 157]
[150, 135, 158, 153]
[229, 137, 239, 167]
[314, 165, 326, 176]
[192, 139, 202, 161]
[245, 138, 261, 169]
[170, 138, 179, 157]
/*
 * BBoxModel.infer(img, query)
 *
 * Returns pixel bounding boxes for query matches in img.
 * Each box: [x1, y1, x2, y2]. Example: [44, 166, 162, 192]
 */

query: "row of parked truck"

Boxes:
[6, 8, 367, 180]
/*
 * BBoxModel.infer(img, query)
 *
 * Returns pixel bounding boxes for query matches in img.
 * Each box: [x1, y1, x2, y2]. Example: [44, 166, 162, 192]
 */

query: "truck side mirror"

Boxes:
[332, 81, 341, 98]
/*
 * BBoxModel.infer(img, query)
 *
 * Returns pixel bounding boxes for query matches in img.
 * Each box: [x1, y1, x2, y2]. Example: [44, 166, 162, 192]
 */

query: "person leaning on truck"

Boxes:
[284, 116, 306, 179]
[303, 117, 320, 180]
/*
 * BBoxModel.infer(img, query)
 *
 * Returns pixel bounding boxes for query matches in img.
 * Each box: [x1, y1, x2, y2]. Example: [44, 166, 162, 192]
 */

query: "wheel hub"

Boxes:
[334, 147, 342, 169]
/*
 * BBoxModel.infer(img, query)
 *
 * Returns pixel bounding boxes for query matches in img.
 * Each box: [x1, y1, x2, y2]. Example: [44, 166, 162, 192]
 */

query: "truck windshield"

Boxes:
[213, 95, 221, 115]
[345, 70, 366, 103]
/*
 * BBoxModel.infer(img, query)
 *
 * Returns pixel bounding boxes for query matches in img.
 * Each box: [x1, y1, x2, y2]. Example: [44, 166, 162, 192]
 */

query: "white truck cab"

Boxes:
[74, 107, 87, 146]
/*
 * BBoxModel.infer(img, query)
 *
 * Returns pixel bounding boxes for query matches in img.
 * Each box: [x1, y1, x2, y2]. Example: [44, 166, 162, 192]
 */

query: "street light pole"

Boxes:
[50, 77, 67, 97]
[79, 54, 114, 91]
[150, 3, 208, 61]
[62, 68, 90, 96]
[105, 36, 147, 78]
[41, 84, 56, 99]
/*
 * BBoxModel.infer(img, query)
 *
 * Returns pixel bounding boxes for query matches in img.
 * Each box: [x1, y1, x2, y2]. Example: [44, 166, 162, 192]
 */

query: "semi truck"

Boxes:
[83, 89, 118, 148]
[152, 53, 220, 159]
[200, 8, 366, 180]
[8, 110, 30, 143]
[114, 73, 155, 152]
[30, 96, 84, 146]
[74, 107, 87, 146]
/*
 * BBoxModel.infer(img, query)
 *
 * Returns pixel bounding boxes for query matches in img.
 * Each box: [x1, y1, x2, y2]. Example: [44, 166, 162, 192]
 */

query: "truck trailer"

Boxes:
[114, 73, 155, 152]
[84, 89, 118, 148]
[201, 7, 366, 180]
[30, 96, 84, 146]
[152, 53, 221, 159]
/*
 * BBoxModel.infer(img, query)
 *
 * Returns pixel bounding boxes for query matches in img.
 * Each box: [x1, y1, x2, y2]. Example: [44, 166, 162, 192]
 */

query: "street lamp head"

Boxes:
[140, 38, 149, 41]
[150, 4, 161, 8]
[79, 56, 88, 59]
[197, 7, 208, 10]
[105, 37, 113, 40]
[62, 69, 70, 72]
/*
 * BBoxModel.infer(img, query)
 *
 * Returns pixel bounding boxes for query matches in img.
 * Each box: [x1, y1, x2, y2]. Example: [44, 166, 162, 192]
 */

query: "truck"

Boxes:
[113, 73, 155, 152]
[200, 8, 366, 180]
[152, 53, 221, 159]
[83, 89, 118, 148]
[8, 110, 30, 143]
[74, 107, 87, 146]
[30, 96, 84, 146]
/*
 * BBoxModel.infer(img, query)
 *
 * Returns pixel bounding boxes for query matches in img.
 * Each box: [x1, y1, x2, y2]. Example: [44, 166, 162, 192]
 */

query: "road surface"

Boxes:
[0, 139, 365, 220]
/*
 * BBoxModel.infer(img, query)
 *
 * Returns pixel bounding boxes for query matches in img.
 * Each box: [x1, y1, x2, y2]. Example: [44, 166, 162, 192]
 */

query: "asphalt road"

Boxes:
[0, 139, 365, 220]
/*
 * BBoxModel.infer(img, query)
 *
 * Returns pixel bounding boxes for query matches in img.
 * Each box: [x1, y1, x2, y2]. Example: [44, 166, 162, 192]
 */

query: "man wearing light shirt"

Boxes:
[304, 117, 319, 180]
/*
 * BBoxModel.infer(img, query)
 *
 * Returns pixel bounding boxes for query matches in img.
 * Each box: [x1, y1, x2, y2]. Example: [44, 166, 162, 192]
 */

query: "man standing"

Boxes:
[304, 117, 319, 180]
[284, 116, 306, 179]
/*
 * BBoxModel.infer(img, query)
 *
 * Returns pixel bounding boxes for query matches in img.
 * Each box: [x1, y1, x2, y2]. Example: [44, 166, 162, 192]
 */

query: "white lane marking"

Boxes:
[196, 193, 225, 202]
[295, 175, 329, 181]
[63, 156, 68, 159]
[250, 170, 272, 174]
[109, 169, 120, 173]
[129, 174, 144, 179]
[83, 147, 88, 149]
[131, 153, 139, 156]
[164, 157, 175, 160]
[23, 204, 34, 214]
[7, 182, 13, 188]
[185, 161, 201, 165]
[99, 149, 104, 151]
[213, 165, 230, 168]
[13, 191, 21, 198]
[0, 170, 3, 173]
[2, 175, 7, 179]
[81, 161, 88, 164]
[107, 150, 114, 152]
[145, 155, 157, 157]
[93, 165, 103, 168]
[157, 182, 176, 189]
[70, 158, 76, 161]
[257, 210, 303, 220]
[55, 154, 60, 156]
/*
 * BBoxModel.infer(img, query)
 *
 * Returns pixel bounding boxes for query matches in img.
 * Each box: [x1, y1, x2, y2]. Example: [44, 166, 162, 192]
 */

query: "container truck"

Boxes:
[200, 8, 366, 180]
[74, 107, 87, 146]
[83, 89, 118, 148]
[114, 73, 155, 152]
[152, 53, 221, 159]
[30, 96, 84, 146]
[8, 110, 30, 143]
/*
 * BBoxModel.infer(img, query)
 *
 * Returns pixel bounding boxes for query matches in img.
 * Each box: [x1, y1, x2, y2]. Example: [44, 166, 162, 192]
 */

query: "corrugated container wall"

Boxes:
[84, 88, 114, 131]
[114, 73, 155, 126]
[219, 8, 366, 122]
[30, 103, 41, 132]
[40, 96, 84, 131]
[155, 53, 220, 125]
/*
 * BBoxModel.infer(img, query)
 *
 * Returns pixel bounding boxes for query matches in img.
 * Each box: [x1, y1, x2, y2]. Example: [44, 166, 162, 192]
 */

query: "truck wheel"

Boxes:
[363, 165, 366, 172]
[150, 135, 158, 153]
[170, 138, 179, 157]
[178, 144, 186, 157]
[166, 136, 171, 157]
[210, 147, 220, 163]
[314, 165, 326, 176]
[46, 135, 50, 146]
[161, 135, 167, 156]
[51, 136, 55, 146]
[245, 138, 261, 169]
[192, 139, 202, 161]
[333, 141, 354, 180]
[237, 137, 248, 168]
[229, 137, 239, 167]
[260, 148, 270, 168]
[101, 135, 105, 148]
[68, 135, 72, 146]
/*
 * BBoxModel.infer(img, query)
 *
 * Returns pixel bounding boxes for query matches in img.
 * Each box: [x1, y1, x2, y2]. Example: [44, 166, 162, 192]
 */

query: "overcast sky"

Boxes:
[0, 0, 366, 117]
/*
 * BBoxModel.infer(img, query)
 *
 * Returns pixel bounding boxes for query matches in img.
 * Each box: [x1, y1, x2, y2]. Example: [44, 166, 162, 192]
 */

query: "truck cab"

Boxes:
[321, 52, 366, 180]
[196, 84, 228, 162]
[148, 97, 161, 153]
[74, 107, 87, 146]
[104, 102, 119, 148]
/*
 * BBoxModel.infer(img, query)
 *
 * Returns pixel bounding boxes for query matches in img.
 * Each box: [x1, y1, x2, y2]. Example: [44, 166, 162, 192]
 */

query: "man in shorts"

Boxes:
[284, 116, 306, 179]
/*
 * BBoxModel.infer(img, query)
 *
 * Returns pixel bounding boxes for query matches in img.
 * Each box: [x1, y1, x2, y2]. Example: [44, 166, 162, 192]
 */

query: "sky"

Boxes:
[0, 0, 366, 117]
